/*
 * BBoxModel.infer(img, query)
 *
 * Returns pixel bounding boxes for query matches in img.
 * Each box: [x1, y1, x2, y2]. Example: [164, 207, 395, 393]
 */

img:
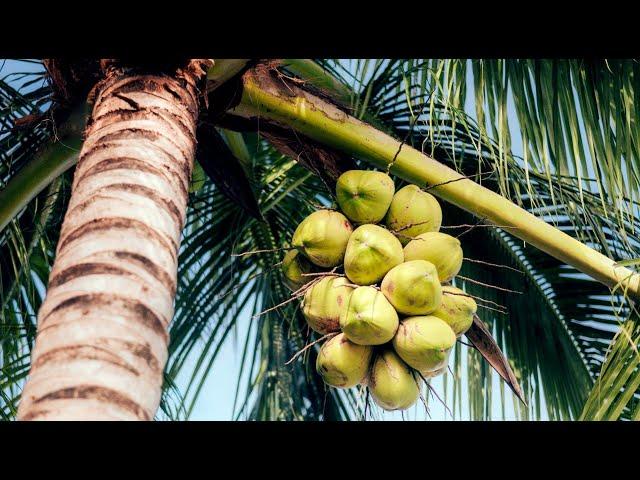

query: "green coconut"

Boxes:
[433, 286, 477, 336]
[336, 170, 395, 224]
[292, 210, 353, 267]
[392, 315, 456, 374]
[302, 276, 354, 334]
[281, 250, 315, 291]
[368, 349, 420, 411]
[385, 185, 442, 245]
[380, 260, 442, 315]
[316, 333, 373, 388]
[340, 286, 399, 346]
[403, 232, 463, 282]
[344, 224, 404, 285]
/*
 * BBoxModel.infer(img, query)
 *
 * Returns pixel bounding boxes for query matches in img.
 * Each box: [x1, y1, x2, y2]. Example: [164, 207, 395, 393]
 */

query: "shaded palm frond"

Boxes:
[0, 61, 66, 418]
[0, 174, 72, 419]
[1, 61, 53, 186]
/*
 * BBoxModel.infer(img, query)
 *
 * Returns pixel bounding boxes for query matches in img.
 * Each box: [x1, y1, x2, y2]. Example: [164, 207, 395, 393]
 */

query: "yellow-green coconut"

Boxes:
[368, 349, 420, 411]
[302, 276, 354, 334]
[316, 333, 373, 388]
[403, 232, 463, 282]
[380, 260, 442, 315]
[339, 286, 399, 346]
[344, 224, 404, 285]
[281, 250, 315, 291]
[421, 366, 447, 379]
[392, 315, 456, 374]
[385, 185, 442, 245]
[433, 286, 477, 336]
[335, 170, 395, 224]
[292, 209, 353, 267]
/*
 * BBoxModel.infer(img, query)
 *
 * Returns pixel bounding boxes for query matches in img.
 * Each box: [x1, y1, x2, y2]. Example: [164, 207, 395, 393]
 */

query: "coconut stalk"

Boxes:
[229, 71, 640, 299]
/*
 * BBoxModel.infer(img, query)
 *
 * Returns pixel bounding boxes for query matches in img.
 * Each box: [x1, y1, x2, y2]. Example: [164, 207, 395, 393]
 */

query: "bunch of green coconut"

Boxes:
[281, 170, 477, 412]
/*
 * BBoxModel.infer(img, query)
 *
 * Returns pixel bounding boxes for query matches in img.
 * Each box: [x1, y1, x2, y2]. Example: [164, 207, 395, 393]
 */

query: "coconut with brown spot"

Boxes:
[392, 315, 456, 374]
[368, 348, 420, 411]
[292, 209, 353, 267]
[385, 185, 442, 245]
[316, 333, 373, 388]
[302, 275, 354, 334]
[432, 285, 477, 336]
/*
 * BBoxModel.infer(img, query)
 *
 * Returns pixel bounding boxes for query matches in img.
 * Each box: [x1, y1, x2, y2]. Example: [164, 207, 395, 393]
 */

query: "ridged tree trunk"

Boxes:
[17, 61, 209, 420]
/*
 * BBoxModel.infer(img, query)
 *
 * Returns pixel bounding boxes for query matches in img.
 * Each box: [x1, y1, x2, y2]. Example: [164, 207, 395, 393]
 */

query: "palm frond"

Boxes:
[580, 309, 640, 420]
[0, 60, 67, 417]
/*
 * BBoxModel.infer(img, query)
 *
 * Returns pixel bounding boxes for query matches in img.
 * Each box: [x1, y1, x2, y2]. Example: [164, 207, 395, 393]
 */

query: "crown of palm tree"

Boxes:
[1, 58, 638, 420]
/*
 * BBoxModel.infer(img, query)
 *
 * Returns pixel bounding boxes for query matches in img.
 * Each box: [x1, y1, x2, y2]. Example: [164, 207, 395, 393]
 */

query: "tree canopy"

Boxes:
[1, 59, 639, 420]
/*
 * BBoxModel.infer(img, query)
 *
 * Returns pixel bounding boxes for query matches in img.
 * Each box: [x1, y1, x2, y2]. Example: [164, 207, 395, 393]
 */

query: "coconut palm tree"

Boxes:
[1, 58, 639, 420]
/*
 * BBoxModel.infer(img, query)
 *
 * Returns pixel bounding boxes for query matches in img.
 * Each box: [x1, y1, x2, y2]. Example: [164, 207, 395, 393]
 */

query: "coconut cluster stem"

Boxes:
[231, 74, 640, 300]
[285, 331, 338, 365]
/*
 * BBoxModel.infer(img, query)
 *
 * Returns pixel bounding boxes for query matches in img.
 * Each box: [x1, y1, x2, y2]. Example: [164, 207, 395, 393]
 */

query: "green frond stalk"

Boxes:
[231, 73, 640, 300]
[219, 128, 253, 177]
[207, 59, 250, 91]
[0, 106, 86, 234]
[281, 59, 352, 106]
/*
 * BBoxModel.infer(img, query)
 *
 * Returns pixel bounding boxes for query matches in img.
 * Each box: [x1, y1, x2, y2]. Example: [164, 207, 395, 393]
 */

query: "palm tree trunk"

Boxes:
[17, 64, 207, 420]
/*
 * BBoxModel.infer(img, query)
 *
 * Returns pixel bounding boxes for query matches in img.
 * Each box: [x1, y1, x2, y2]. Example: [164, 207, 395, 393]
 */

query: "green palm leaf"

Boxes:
[579, 311, 640, 420]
